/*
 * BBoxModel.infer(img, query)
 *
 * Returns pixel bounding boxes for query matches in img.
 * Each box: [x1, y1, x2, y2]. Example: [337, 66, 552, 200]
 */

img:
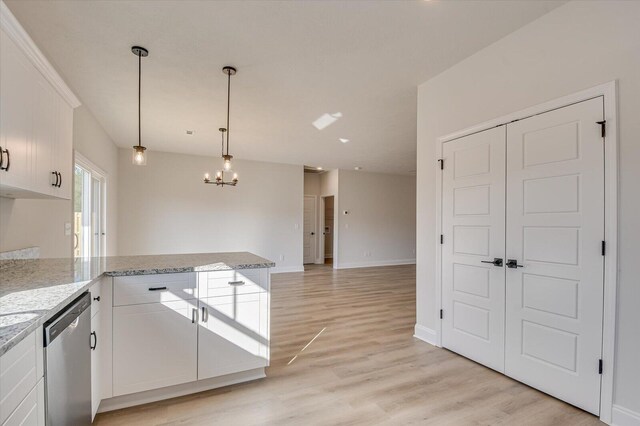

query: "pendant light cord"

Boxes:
[138, 52, 142, 148]
[226, 71, 231, 156]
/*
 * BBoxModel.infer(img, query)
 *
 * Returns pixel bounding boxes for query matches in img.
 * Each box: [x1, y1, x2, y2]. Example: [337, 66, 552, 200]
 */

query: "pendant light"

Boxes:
[131, 46, 148, 165]
[204, 66, 239, 186]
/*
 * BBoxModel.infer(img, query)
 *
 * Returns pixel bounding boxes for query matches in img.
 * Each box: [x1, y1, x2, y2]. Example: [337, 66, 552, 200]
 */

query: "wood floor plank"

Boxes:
[95, 264, 602, 425]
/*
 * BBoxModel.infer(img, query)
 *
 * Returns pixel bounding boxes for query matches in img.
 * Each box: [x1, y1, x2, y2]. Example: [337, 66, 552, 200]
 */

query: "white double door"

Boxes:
[441, 98, 605, 414]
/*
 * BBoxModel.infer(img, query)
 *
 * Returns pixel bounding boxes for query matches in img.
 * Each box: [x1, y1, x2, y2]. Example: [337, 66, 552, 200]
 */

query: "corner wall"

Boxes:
[416, 1, 640, 420]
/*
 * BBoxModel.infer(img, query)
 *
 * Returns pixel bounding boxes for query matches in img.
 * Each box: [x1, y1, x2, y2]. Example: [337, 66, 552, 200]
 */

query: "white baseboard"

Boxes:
[612, 405, 640, 426]
[99, 368, 266, 413]
[336, 258, 416, 269]
[414, 324, 438, 347]
[271, 265, 305, 273]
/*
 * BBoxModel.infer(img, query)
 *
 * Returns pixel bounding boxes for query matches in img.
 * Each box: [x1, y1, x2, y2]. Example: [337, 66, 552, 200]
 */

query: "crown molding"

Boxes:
[1, 1, 81, 108]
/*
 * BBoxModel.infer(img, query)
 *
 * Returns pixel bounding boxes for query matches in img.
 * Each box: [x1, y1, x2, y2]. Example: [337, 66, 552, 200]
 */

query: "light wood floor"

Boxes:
[95, 264, 602, 425]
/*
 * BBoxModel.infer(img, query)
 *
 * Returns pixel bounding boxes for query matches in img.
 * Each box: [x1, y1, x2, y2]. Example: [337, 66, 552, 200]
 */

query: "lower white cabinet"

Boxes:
[91, 309, 101, 420]
[2, 379, 44, 426]
[112, 300, 198, 396]
[198, 293, 268, 380]
[0, 330, 44, 426]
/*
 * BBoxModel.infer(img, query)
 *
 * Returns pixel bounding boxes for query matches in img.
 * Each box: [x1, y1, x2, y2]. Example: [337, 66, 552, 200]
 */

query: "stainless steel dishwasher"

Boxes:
[43, 292, 92, 425]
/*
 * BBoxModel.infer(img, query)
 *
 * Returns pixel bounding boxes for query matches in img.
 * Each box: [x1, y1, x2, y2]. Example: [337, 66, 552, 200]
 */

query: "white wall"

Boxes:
[117, 149, 304, 273]
[416, 0, 640, 419]
[0, 105, 119, 258]
[337, 170, 415, 268]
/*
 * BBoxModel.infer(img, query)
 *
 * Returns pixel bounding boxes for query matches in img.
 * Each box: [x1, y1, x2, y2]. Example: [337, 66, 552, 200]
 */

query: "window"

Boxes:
[74, 153, 106, 258]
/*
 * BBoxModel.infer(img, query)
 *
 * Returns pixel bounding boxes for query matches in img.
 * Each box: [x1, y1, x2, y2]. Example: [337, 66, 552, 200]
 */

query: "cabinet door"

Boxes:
[0, 29, 34, 192]
[91, 311, 101, 420]
[54, 98, 73, 199]
[2, 378, 44, 426]
[113, 300, 197, 396]
[32, 74, 57, 196]
[198, 293, 268, 380]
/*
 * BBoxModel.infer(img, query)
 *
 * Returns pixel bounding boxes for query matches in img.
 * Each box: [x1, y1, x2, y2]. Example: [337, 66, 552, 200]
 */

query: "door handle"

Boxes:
[506, 259, 524, 269]
[0, 148, 9, 171]
[481, 258, 503, 267]
[57, 171, 62, 188]
[191, 308, 198, 324]
[148, 286, 167, 291]
[228, 280, 245, 286]
[0, 146, 4, 169]
[52, 171, 58, 187]
[90, 331, 97, 350]
[201, 306, 208, 323]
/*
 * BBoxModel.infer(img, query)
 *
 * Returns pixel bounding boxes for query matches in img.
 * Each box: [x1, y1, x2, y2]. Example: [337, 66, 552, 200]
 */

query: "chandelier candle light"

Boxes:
[204, 66, 239, 186]
[131, 46, 149, 165]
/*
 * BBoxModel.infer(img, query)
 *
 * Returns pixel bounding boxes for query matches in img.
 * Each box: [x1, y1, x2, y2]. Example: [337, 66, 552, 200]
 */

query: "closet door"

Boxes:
[441, 126, 506, 372]
[504, 97, 604, 414]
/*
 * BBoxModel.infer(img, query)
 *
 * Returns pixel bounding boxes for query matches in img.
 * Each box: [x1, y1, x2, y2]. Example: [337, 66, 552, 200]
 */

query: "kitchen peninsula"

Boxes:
[0, 252, 274, 421]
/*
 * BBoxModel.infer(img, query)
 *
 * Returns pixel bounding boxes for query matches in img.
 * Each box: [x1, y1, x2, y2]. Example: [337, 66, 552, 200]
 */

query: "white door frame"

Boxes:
[303, 194, 318, 264]
[319, 195, 338, 269]
[74, 151, 108, 258]
[433, 81, 618, 423]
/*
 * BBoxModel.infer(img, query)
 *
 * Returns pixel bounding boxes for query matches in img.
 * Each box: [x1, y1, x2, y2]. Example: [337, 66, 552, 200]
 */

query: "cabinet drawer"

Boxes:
[114, 273, 196, 306]
[0, 332, 37, 425]
[198, 269, 267, 298]
[89, 281, 101, 318]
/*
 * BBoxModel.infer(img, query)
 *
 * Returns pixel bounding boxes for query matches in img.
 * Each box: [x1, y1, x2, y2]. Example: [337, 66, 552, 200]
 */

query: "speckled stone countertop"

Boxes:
[0, 252, 274, 356]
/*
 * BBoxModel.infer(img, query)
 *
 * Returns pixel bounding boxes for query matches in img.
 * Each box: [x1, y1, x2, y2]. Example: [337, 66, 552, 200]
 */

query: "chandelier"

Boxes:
[204, 66, 239, 186]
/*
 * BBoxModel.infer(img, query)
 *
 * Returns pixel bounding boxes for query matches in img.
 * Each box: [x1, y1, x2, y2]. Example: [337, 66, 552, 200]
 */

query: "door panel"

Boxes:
[112, 300, 197, 396]
[441, 126, 506, 372]
[505, 97, 604, 414]
[198, 294, 268, 380]
[303, 196, 317, 264]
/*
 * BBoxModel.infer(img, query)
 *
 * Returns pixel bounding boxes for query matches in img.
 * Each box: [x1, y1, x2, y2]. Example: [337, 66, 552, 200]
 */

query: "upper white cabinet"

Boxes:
[0, 5, 80, 200]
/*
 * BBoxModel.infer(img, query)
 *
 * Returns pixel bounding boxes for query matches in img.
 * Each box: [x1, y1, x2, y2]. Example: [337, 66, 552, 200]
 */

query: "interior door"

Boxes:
[441, 126, 506, 372]
[504, 97, 604, 414]
[303, 195, 317, 264]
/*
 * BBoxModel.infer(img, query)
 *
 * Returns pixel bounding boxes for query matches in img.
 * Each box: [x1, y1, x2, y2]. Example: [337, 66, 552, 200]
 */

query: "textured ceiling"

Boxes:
[5, 0, 564, 174]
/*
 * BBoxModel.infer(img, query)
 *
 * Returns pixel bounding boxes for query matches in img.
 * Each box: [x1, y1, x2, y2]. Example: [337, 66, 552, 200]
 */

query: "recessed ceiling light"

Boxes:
[339, 138, 349, 143]
[317, 167, 323, 171]
[354, 166, 362, 171]
[186, 130, 194, 135]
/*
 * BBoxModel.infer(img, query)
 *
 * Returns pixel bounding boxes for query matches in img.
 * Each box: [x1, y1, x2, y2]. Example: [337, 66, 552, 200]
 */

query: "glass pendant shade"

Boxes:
[132, 145, 147, 166]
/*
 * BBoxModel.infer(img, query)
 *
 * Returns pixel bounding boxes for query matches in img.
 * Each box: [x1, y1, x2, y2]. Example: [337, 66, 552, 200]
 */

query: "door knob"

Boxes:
[506, 259, 524, 268]
[481, 258, 503, 267]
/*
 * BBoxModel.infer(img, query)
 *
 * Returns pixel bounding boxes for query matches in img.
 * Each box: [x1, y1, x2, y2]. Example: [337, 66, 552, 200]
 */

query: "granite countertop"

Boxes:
[0, 252, 275, 356]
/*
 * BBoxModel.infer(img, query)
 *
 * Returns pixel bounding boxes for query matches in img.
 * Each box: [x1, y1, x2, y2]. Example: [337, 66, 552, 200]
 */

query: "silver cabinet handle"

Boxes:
[191, 307, 198, 324]
[228, 281, 245, 286]
[201, 306, 208, 322]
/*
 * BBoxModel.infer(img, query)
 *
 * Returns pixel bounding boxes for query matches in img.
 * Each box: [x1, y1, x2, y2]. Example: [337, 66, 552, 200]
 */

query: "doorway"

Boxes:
[322, 196, 334, 266]
[74, 154, 106, 259]
[440, 97, 606, 415]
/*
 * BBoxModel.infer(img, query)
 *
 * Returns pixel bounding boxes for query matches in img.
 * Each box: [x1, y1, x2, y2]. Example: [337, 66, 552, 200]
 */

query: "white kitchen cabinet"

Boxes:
[0, 23, 76, 200]
[0, 330, 43, 426]
[198, 292, 269, 380]
[112, 300, 198, 396]
[90, 280, 102, 421]
[1, 379, 44, 426]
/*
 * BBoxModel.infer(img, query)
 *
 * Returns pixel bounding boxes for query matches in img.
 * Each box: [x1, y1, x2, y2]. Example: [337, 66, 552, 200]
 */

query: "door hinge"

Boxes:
[440, 234, 444, 245]
[598, 359, 603, 374]
[601, 241, 606, 256]
[597, 120, 606, 138]
[438, 159, 444, 170]
[440, 309, 444, 319]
